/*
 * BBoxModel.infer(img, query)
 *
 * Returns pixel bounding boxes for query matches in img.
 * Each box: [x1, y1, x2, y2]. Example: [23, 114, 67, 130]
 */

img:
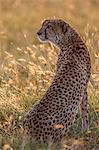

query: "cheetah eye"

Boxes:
[44, 25, 52, 39]
[47, 25, 52, 30]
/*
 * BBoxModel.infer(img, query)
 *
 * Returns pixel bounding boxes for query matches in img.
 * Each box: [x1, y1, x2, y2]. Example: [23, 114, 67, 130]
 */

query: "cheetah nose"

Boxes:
[37, 31, 42, 36]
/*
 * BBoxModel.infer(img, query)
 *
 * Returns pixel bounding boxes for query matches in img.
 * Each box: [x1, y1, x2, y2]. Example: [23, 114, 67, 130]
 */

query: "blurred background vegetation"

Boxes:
[0, 0, 99, 149]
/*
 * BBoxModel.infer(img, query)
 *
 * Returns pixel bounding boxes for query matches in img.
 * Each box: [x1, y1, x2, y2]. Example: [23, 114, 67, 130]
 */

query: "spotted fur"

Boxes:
[23, 19, 91, 147]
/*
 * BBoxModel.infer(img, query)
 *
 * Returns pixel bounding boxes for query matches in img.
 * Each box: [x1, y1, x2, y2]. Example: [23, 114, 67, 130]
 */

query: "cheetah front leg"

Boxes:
[80, 90, 89, 132]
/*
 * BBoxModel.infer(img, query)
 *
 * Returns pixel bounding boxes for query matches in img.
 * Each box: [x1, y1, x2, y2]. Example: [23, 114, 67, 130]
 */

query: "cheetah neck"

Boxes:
[56, 34, 87, 68]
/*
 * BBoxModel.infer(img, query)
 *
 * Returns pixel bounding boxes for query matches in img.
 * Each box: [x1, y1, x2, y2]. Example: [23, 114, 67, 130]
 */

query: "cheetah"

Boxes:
[23, 19, 91, 149]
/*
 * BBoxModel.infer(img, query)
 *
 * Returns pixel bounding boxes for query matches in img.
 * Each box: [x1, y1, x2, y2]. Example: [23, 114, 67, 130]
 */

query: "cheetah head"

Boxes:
[37, 19, 72, 47]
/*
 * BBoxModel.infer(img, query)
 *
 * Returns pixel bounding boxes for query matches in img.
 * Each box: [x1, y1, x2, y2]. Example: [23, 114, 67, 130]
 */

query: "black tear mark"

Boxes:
[62, 24, 68, 34]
